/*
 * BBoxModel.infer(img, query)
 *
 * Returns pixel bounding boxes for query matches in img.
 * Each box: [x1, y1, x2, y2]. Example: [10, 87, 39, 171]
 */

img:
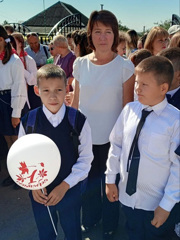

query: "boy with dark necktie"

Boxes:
[105, 56, 180, 240]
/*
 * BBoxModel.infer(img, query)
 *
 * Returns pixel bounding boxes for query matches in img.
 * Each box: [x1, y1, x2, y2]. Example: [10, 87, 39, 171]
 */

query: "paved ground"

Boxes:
[0, 157, 128, 240]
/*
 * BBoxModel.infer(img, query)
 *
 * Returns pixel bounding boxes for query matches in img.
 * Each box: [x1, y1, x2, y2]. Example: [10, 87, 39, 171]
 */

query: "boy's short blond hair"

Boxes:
[135, 56, 174, 88]
[37, 64, 67, 87]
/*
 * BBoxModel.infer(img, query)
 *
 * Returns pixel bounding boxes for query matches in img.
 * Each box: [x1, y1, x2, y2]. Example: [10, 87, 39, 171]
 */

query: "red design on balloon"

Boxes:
[19, 162, 29, 174]
[16, 174, 26, 183]
[38, 169, 47, 178]
[16, 161, 48, 188]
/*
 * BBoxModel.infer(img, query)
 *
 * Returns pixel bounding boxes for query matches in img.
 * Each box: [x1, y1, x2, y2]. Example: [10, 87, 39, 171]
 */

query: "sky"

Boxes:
[0, 0, 179, 32]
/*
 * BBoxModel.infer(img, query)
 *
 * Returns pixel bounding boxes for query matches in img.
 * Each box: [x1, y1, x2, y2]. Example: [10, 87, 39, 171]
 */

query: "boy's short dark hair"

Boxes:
[135, 56, 174, 88]
[130, 49, 152, 67]
[37, 64, 67, 87]
[66, 32, 72, 38]
[158, 47, 180, 72]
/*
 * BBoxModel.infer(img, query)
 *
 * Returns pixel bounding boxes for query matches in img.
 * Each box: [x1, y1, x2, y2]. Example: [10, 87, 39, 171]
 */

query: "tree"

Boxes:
[2, 20, 8, 25]
[118, 20, 129, 32]
[154, 19, 171, 30]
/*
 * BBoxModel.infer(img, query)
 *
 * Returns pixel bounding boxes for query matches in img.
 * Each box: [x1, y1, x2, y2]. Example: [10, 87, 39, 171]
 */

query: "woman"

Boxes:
[117, 31, 129, 57]
[12, 32, 41, 110]
[72, 10, 134, 240]
[12, 32, 39, 111]
[53, 34, 76, 90]
[144, 26, 169, 55]
[126, 29, 138, 57]
[0, 25, 27, 186]
[65, 29, 92, 106]
[72, 29, 92, 57]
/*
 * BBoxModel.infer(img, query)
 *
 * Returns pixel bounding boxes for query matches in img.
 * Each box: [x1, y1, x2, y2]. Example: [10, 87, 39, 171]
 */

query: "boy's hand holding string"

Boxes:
[32, 181, 70, 206]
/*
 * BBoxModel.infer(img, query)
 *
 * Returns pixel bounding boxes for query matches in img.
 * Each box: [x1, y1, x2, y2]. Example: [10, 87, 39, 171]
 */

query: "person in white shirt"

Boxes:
[71, 10, 135, 239]
[12, 32, 37, 111]
[18, 64, 93, 240]
[105, 56, 180, 240]
[0, 25, 27, 186]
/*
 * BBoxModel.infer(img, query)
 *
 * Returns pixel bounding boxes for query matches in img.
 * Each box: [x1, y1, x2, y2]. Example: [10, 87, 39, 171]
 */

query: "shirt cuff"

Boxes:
[63, 175, 76, 189]
[159, 195, 176, 212]
[12, 108, 22, 118]
[105, 174, 117, 184]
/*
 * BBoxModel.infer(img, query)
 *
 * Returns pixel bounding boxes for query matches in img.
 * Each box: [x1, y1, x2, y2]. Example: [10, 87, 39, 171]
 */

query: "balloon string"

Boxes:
[41, 189, 58, 236]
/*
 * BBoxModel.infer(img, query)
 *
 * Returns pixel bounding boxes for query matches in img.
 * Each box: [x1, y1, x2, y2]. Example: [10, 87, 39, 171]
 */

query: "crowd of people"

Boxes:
[0, 9, 180, 240]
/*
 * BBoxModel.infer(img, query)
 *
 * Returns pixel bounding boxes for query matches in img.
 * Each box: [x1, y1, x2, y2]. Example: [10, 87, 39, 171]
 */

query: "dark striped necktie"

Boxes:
[126, 109, 153, 196]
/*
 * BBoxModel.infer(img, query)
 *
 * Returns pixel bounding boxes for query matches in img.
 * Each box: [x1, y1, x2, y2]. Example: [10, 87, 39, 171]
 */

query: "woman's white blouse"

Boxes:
[73, 55, 134, 144]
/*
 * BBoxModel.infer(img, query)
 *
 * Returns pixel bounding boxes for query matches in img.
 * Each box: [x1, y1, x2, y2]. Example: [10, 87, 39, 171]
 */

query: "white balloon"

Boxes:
[7, 134, 61, 190]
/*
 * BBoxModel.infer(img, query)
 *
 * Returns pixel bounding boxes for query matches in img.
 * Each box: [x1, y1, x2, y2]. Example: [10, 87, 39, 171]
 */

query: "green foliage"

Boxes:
[154, 19, 171, 30]
[118, 21, 129, 32]
[119, 24, 129, 32]
[2, 20, 8, 25]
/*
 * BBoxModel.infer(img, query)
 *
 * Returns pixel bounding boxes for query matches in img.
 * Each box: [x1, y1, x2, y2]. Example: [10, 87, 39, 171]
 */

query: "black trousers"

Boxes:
[82, 143, 119, 232]
[122, 203, 180, 240]
[0, 134, 8, 159]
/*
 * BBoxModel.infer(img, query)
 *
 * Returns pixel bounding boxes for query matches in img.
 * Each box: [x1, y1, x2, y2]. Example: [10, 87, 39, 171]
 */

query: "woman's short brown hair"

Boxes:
[87, 10, 119, 52]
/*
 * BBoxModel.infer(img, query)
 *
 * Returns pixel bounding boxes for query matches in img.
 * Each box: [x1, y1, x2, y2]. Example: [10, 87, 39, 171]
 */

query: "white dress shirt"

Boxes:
[105, 98, 180, 212]
[24, 55, 37, 86]
[0, 54, 27, 117]
[19, 104, 93, 188]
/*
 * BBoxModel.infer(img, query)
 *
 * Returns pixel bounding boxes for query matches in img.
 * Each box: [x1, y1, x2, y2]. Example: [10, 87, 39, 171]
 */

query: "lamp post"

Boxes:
[100, 4, 104, 10]
[43, 0, 46, 34]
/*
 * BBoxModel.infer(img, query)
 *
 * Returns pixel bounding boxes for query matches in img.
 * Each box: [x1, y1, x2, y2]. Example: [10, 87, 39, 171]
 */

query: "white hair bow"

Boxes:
[5, 38, 11, 43]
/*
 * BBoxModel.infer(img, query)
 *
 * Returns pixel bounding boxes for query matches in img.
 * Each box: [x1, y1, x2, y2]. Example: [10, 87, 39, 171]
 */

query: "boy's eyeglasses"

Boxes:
[48, 47, 54, 51]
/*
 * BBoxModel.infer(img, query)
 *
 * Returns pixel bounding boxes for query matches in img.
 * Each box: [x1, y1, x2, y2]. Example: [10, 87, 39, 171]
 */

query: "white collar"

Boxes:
[42, 104, 65, 122]
[142, 98, 168, 116]
[167, 86, 180, 97]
